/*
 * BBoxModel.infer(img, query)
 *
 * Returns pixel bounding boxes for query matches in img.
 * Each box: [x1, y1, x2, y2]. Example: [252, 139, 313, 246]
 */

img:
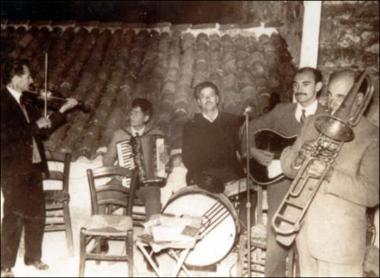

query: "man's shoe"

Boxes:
[25, 260, 49, 270]
[1, 267, 15, 277]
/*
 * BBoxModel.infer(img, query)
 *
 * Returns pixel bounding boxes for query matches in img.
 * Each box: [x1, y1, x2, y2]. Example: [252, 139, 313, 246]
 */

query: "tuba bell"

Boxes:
[271, 69, 374, 246]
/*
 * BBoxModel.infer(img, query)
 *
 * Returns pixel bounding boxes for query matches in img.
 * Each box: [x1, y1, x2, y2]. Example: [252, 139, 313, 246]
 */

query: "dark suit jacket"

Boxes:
[241, 102, 327, 212]
[243, 102, 327, 148]
[1, 88, 65, 176]
[1, 88, 65, 213]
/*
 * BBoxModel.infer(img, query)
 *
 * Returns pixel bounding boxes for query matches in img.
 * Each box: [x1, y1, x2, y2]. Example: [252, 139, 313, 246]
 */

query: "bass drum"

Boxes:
[162, 185, 240, 266]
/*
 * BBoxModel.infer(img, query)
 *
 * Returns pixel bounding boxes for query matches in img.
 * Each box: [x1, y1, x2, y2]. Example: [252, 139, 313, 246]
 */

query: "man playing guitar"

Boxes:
[242, 67, 326, 277]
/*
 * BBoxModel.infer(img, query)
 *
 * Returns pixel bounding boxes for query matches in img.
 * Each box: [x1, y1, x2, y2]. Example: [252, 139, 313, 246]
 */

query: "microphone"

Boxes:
[238, 105, 253, 125]
[244, 105, 253, 115]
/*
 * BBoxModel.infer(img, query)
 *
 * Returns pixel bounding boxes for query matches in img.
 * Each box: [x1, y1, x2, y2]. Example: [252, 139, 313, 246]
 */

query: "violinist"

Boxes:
[1, 58, 78, 278]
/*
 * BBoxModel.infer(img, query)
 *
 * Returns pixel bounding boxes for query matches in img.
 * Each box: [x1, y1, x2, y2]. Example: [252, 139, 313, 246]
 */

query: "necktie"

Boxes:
[300, 109, 306, 124]
[135, 132, 140, 137]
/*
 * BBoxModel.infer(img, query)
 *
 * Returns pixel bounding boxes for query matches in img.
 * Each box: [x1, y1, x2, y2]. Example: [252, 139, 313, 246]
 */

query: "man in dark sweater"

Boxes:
[182, 81, 256, 237]
[182, 81, 244, 190]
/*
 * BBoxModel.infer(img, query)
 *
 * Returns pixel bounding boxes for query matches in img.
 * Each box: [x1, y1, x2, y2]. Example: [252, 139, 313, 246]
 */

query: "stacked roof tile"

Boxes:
[1, 22, 296, 160]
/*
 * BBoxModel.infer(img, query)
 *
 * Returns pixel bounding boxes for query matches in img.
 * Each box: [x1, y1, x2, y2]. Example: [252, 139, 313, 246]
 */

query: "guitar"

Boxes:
[243, 129, 297, 185]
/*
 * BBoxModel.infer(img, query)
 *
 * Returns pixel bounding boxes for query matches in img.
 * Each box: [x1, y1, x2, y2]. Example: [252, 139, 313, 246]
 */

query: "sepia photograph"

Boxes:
[1, 1, 379, 277]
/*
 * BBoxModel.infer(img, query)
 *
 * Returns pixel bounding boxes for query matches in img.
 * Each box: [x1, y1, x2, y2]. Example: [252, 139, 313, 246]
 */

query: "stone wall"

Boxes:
[319, 1, 379, 125]
[1, 23, 296, 158]
[244, 1, 379, 125]
[243, 1, 304, 68]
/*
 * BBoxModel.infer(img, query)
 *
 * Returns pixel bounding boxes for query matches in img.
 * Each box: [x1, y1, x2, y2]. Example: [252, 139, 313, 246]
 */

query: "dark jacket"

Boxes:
[1, 88, 65, 180]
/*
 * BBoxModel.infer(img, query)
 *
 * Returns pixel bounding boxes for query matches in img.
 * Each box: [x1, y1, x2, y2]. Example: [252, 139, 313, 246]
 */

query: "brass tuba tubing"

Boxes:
[271, 160, 334, 237]
[346, 70, 373, 126]
[288, 158, 315, 198]
[272, 135, 344, 239]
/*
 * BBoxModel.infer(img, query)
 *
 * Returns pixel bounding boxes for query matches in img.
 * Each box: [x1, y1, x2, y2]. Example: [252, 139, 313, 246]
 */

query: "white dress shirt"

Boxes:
[131, 126, 145, 137]
[7, 86, 23, 107]
[295, 100, 319, 123]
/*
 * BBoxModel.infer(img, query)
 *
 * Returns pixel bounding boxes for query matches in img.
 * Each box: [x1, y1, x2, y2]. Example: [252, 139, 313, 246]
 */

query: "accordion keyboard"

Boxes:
[116, 139, 135, 169]
[116, 139, 135, 188]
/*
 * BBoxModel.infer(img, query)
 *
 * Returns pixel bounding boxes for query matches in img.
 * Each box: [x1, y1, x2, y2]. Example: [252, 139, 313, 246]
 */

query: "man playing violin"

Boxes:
[1, 59, 78, 277]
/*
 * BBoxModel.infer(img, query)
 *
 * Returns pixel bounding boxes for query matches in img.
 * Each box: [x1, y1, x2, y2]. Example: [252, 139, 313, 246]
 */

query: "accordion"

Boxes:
[116, 134, 166, 187]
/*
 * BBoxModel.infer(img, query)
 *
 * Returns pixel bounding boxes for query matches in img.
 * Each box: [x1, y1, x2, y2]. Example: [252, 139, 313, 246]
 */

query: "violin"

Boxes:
[22, 90, 92, 113]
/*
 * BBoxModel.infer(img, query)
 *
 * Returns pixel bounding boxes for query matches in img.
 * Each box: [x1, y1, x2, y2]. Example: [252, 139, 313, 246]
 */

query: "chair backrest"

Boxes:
[86, 166, 138, 216]
[44, 150, 71, 193]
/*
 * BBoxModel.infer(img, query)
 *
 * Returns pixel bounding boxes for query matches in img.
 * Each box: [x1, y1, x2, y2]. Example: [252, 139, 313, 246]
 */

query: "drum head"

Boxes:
[162, 186, 238, 267]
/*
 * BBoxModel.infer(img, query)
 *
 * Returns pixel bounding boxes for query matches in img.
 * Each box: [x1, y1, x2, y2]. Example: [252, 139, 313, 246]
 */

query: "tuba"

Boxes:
[271, 69, 374, 246]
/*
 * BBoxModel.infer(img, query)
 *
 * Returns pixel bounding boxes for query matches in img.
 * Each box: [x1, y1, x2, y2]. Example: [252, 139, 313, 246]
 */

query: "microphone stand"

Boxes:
[43, 52, 48, 119]
[244, 107, 252, 276]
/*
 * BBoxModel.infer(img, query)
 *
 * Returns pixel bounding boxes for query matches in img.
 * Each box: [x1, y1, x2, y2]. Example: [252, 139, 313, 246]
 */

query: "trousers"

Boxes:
[103, 178, 162, 220]
[1, 164, 45, 268]
[265, 180, 293, 277]
[136, 185, 161, 219]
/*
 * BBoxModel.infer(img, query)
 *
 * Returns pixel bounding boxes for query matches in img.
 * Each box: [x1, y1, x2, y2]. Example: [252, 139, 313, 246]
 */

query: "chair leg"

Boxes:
[127, 229, 134, 277]
[95, 237, 101, 265]
[79, 229, 86, 277]
[63, 203, 74, 256]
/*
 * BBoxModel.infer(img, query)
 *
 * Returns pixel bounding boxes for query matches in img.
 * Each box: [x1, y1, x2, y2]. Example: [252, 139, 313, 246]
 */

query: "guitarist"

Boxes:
[242, 67, 326, 277]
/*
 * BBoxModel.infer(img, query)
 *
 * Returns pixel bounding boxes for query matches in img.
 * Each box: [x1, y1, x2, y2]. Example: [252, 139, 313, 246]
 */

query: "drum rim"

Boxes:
[161, 185, 240, 267]
[163, 186, 234, 211]
[162, 185, 240, 228]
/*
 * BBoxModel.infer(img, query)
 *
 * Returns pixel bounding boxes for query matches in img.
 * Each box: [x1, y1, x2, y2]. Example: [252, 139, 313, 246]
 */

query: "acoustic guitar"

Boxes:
[244, 129, 297, 185]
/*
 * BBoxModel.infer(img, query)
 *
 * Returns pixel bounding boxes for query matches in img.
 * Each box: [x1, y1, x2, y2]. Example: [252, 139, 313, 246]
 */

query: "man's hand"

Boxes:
[159, 151, 170, 165]
[301, 139, 318, 153]
[36, 117, 52, 129]
[59, 98, 79, 113]
[307, 159, 327, 178]
[170, 154, 183, 168]
[251, 147, 274, 166]
[39, 90, 53, 99]
[293, 139, 318, 169]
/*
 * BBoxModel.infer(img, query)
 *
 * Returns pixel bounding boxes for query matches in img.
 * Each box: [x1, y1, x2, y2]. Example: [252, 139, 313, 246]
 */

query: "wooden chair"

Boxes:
[79, 166, 138, 277]
[98, 178, 146, 227]
[43, 150, 74, 256]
